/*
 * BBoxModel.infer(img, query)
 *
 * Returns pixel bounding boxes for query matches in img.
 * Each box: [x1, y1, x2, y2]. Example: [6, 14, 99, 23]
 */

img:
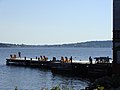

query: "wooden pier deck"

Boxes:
[6, 58, 52, 69]
[6, 56, 113, 78]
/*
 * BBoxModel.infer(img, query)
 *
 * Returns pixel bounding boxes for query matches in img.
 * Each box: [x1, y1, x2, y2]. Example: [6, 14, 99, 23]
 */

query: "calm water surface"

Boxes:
[0, 47, 112, 90]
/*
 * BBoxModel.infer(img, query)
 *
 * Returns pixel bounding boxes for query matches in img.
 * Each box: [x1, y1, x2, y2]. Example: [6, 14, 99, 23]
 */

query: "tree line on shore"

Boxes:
[0, 40, 112, 48]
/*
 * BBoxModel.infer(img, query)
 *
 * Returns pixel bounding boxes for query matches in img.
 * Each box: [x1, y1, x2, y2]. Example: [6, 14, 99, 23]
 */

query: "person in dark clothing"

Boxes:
[18, 52, 21, 58]
[69, 56, 72, 63]
[89, 56, 92, 64]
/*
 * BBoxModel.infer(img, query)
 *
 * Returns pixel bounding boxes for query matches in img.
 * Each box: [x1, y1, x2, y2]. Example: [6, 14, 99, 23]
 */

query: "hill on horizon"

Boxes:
[60, 40, 112, 48]
[0, 40, 112, 48]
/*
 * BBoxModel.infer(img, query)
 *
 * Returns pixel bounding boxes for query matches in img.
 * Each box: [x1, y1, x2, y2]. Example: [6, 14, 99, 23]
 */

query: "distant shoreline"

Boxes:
[0, 40, 112, 48]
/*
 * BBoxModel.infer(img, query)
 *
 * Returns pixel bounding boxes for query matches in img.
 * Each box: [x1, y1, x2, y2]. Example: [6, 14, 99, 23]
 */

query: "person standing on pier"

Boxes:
[69, 56, 72, 63]
[89, 56, 92, 64]
[18, 52, 21, 58]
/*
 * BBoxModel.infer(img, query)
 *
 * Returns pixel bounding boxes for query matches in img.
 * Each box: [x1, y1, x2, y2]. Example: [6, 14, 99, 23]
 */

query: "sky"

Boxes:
[0, 0, 112, 45]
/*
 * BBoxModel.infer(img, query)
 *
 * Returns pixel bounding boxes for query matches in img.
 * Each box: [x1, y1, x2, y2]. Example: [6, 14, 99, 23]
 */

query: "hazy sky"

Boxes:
[0, 0, 112, 45]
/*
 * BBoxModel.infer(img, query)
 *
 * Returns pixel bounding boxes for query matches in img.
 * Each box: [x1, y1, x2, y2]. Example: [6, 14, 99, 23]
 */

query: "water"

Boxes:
[0, 47, 112, 90]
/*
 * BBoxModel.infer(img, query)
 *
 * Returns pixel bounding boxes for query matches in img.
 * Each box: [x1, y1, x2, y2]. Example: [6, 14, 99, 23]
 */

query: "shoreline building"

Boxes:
[113, 0, 120, 73]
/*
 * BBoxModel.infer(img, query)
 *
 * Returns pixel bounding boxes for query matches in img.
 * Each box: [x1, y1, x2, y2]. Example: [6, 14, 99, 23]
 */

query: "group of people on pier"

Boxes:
[38, 56, 48, 61]
[10, 52, 21, 59]
[52, 56, 72, 63]
[9, 52, 111, 65]
[32, 56, 48, 61]
[60, 56, 72, 63]
[9, 52, 49, 61]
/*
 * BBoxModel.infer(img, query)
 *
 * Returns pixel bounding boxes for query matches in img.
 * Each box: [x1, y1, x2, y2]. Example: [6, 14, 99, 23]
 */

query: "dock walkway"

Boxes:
[6, 56, 112, 78]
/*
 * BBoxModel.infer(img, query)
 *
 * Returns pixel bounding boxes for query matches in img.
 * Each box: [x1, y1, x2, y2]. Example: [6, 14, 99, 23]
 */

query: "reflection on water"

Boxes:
[0, 65, 89, 90]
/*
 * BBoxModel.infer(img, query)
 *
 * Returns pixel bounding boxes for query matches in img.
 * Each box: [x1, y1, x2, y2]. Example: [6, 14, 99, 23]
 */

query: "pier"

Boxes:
[6, 57, 52, 69]
[6, 55, 112, 79]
